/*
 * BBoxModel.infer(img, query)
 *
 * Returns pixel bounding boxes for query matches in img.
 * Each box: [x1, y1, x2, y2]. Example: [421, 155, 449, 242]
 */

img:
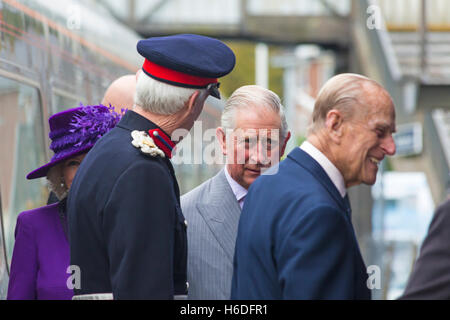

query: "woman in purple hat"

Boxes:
[7, 104, 121, 300]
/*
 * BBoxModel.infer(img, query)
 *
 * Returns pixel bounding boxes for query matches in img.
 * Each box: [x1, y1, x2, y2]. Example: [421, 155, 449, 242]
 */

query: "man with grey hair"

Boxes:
[182, 85, 290, 299]
[68, 34, 235, 300]
[232, 73, 396, 299]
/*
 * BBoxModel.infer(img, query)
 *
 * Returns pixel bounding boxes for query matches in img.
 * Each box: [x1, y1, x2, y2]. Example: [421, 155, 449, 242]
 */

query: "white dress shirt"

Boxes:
[300, 141, 347, 198]
[224, 166, 248, 209]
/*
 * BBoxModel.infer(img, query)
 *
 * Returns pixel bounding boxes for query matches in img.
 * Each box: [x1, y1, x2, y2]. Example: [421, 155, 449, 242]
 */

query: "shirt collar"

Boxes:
[300, 141, 347, 198]
[224, 166, 248, 203]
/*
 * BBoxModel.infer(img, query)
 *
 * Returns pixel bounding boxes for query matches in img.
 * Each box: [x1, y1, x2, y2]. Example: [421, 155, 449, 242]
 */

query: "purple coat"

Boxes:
[7, 202, 73, 300]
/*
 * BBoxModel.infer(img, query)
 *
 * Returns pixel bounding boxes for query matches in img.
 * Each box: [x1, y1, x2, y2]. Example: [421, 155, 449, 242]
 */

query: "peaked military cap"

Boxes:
[137, 34, 235, 99]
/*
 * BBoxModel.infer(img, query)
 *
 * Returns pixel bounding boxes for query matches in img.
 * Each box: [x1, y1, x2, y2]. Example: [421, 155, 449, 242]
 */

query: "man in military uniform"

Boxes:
[67, 34, 235, 300]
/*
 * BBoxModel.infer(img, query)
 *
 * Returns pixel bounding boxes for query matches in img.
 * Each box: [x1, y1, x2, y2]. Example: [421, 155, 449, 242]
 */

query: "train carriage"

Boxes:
[0, 0, 223, 299]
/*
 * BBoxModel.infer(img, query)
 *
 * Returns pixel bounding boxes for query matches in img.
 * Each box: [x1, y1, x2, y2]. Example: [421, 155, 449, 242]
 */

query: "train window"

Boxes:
[52, 92, 80, 114]
[0, 77, 47, 287]
[0, 196, 8, 299]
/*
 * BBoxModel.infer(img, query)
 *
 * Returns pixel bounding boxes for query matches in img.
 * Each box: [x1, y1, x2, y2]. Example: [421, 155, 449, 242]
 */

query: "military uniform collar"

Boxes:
[117, 110, 176, 158]
[117, 109, 162, 132]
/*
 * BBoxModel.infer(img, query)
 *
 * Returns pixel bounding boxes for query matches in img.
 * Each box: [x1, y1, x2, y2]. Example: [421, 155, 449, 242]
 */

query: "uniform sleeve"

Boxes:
[400, 200, 450, 300]
[275, 205, 355, 299]
[102, 161, 175, 299]
[7, 213, 38, 300]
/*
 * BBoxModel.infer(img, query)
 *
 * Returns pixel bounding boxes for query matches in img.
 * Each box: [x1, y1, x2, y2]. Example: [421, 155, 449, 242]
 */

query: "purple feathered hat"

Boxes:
[27, 104, 122, 180]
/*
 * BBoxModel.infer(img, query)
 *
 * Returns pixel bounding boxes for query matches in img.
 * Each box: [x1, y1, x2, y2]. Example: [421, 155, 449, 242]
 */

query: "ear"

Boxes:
[216, 127, 227, 155]
[280, 131, 291, 157]
[186, 90, 209, 116]
[325, 109, 344, 143]
[187, 90, 200, 111]
[135, 69, 142, 81]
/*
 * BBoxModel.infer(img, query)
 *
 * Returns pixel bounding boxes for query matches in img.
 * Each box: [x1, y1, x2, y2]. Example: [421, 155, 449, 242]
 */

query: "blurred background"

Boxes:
[1, 0, 449, 299]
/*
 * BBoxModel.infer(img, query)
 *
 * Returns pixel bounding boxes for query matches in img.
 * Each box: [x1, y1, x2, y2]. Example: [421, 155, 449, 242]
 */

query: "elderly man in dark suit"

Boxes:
[400, 197, 450, 299]
[232, 73, 397, 299]
[67, 34, 235, 300]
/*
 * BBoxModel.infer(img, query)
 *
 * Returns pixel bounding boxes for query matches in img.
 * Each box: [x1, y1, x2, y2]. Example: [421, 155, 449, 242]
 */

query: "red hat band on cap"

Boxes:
[142, 59, 218, 88]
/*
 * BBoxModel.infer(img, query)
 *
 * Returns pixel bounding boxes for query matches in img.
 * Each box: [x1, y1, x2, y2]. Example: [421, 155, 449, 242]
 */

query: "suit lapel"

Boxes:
[196, 169, 241, 263]
[288, 148, 368, 294]
[287, 147, 348, 215]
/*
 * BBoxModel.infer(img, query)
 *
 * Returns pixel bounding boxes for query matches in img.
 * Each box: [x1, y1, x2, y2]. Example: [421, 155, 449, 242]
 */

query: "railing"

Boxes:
[246, 0, 350, 16]
[98, 0, 352, 26]
[102, 0, 450, 29]
[432, 109, 450, 169]
[379, 0, 450, 31]
[353, 0, 403, 88]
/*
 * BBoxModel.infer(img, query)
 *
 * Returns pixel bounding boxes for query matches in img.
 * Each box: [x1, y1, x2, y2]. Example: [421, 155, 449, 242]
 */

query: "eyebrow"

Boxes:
[376, 122, 396, 134]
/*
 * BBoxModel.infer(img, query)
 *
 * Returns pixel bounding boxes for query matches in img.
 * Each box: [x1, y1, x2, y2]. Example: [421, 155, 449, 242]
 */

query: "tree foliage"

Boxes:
[220, 41, 284, 101]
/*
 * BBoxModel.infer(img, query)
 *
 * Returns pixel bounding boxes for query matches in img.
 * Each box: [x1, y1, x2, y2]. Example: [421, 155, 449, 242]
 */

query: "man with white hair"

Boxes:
[232, 73, 396, 299]
[182, 85, 290, 299]
[67, 34, 235, 300]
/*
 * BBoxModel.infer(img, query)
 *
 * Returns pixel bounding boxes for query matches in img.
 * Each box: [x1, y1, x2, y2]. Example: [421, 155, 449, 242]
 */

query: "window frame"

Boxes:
[51, 86, 84, 115]
[0, 69, 46, 279]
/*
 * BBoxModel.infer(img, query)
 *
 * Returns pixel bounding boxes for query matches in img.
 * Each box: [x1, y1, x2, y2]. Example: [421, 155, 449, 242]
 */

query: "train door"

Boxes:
[0, 193, 8, 298]
[0, 76, 47, 299]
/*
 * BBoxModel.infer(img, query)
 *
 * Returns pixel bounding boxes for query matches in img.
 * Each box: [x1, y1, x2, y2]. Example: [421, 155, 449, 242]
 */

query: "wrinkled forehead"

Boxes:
[231, 107, 282, 132]
[229, 127, 281, 138]
[356, 85, 396, 129]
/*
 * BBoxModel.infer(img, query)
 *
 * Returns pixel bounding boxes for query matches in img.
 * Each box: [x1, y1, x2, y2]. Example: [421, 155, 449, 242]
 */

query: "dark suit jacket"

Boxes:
[231, 147, 371, 299]
[67, 110, 187, 299]
[400, 198, 450, 300]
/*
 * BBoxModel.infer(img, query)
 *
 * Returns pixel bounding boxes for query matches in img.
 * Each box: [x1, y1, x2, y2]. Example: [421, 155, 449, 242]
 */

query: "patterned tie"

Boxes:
[343, 194, 352, 219]
[238, 196, 245, 210]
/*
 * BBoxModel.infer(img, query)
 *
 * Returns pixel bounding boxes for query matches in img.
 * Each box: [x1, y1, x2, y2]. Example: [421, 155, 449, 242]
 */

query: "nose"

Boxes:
[248, 141, 270, 166]
[381, 134, 396, 156]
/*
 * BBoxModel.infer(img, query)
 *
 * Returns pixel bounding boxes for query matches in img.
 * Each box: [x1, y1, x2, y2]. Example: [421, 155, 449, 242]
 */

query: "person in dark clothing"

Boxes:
[400, 198, 450, 300]
[67, 34, 235, 300]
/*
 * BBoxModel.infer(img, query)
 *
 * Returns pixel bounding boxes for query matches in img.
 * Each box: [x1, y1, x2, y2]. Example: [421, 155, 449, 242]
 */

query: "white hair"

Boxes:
[221, 85, 288, 140]
[309, 73, 388, 135]
[134, 72, 206, 115]
[46, 164, 68, 200]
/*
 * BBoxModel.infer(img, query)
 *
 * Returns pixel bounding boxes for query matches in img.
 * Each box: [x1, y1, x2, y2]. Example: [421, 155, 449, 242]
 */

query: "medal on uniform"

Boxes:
[131, 130, 165, 158]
